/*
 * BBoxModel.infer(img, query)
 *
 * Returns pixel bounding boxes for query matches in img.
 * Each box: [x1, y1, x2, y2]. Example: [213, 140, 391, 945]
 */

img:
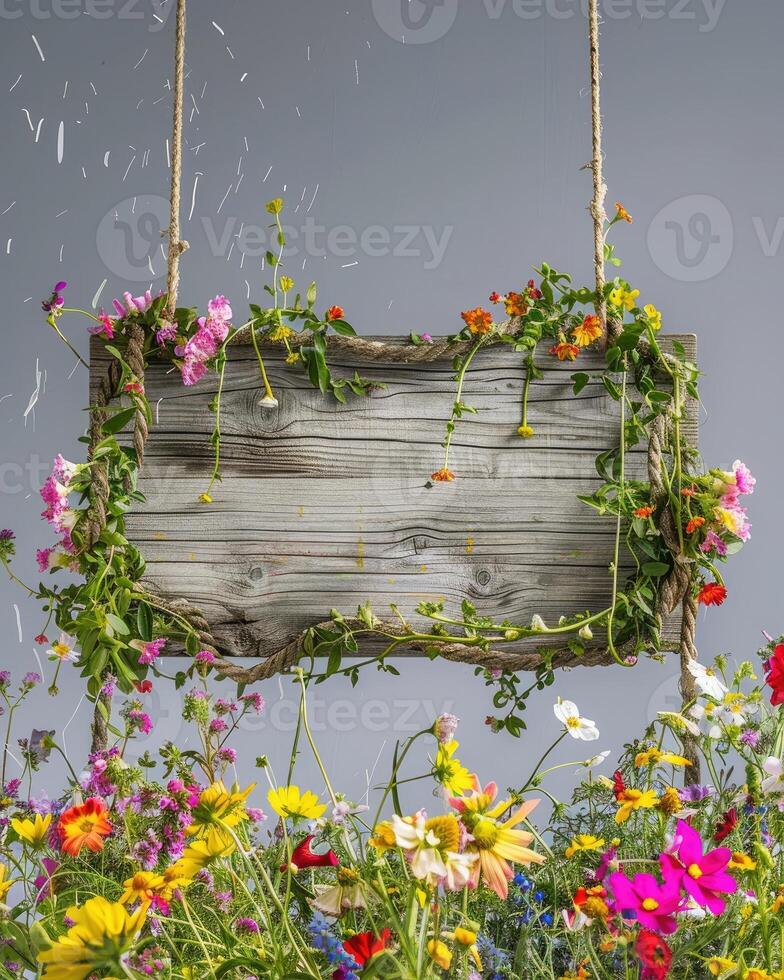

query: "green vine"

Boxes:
[1, 201, 753, 740]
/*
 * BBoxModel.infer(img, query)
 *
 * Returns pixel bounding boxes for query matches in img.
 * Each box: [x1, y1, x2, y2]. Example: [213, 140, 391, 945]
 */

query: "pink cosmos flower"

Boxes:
[608, 870, 683, 935]
[660, 819, 737, 915]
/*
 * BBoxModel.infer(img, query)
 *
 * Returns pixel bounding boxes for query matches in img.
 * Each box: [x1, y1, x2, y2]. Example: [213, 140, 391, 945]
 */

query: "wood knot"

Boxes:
[248, 565, 265, 582]
[476, 569, 492, 587]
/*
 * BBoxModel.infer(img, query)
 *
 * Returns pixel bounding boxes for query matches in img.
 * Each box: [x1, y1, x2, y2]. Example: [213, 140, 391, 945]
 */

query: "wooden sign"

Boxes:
[90, 334, 697, 663]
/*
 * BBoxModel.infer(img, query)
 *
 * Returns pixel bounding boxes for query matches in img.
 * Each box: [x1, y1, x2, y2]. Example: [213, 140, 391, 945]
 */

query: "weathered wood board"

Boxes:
[90, 335, 697, 662]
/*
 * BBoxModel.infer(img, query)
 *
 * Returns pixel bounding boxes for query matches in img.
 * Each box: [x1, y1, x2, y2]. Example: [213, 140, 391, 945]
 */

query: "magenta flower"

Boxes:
[733, 460, 755, 495]
[88, 311, 116, 339]
[137, 638, 166, 666]
[609, 870, 683, 934]
[42, 281, 67, 313]
[660, 819, 737, 915]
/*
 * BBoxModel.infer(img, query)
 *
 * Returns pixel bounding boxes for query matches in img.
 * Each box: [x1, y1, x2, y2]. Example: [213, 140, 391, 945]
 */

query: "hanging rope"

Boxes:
[88, 0, 188, 752]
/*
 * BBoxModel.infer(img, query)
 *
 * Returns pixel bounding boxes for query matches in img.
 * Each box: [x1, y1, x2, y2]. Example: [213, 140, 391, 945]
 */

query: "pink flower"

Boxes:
[181, 359, 208, 386]
[156, 321, 178, 344]
[660, 819, 737, 915]
[36, 547, 57, 572]
[88, 311, 116, 339]
[138, 638, 166, 666]
[699, 530, 728, 557]
[207, 294, 232, 322]
[608, 871, 683, 935]
[112, 290, 156, 318]
[733, 460, 755, 495]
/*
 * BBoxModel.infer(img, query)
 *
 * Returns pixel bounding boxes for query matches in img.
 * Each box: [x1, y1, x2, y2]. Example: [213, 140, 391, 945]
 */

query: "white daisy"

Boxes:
[762, 757, 784, 796]
[686, 660, 728, 700]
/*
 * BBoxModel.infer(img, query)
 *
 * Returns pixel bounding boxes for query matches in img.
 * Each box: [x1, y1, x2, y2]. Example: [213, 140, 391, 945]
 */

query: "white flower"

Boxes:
[259, 394, 279, 408]
[47, 632, 78, 664]
[762, 757, 784, 795]
[390, 812, 475, 889]
[578, 624, 593, 641]
[312, 868, 368, 917]
[580, 750, 611, 769]
[718, 692, 758, 727]
[686, 660, 728, 700]
[553, 699, 599, 741]
[434, 713, 460, 744]
[530, 614, 547, 632]
[689, 703, 722, 740]
[329, 800, 369, 826]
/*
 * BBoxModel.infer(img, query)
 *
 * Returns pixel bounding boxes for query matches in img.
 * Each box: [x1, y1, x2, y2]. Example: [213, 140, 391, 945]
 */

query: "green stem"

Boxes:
[441, 338, 485, 473]
[606, 361, 632, 667]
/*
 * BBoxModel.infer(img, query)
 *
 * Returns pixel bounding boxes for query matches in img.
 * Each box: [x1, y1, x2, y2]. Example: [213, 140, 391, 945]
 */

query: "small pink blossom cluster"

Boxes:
[111, 290, 159, 319]
[37, 455, 82, 571]
[175, 295, 233, 386]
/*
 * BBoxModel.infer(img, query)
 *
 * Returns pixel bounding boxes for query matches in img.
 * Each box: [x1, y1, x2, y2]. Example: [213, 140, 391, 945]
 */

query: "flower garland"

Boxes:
[0, 200, 754, 738]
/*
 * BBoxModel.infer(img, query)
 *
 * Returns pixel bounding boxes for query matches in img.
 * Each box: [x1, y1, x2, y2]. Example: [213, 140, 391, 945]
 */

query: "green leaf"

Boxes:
[329, 319, 356, 337]
[102, 407, 135, 435]
[106, 613, 130, 635]
[571, 372, 590, 395]
[642, 561, 671, 578]
[136, 602, 153, 642]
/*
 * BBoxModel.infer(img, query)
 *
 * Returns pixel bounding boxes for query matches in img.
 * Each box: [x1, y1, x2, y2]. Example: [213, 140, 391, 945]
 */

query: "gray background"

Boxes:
[0, 0, 778, 810]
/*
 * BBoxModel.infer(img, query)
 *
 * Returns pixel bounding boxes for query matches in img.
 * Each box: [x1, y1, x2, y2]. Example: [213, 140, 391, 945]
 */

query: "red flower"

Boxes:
[33, 634, 48, 645]
[634, 506, 654, 519]
[489, 291, 501, 304]
[341, 929, 392, 968]
[636, 930, 672, 979]
[134, 680, 153, 694]
[527, 278, 543, 300]
[326, 305, 344, 322]
[58, 798, 112, 856]
[549, 341, 580, 362]
[698, 582, 728, 607]
[714, 807, 737, 843]
[283, 835, 339, 873]
[612, 769, 626, 801]
[764, 644, 784, 706]
[686, 516, 706, 534]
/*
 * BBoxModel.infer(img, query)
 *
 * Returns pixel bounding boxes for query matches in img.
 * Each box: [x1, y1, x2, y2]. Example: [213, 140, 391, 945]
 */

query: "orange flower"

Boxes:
[59, 798, 112, 856]
[572, 314, 603, 348]
[681, 486, 697, 498]
[461, 307, 493, 335]
[549, 342, 580, 362]
[686, 516, 706, 534]
[698, 582, 727, 607]
[503, 292, 528, 317]
[634, 506, 654, 519]
[615, 202, 633, 223]
[326, 305, 344, 321]
[431, 468, 455, 483]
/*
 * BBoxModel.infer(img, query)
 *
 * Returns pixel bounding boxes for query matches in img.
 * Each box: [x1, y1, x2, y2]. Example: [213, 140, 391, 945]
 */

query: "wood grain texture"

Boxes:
[90, 334, 698, 662]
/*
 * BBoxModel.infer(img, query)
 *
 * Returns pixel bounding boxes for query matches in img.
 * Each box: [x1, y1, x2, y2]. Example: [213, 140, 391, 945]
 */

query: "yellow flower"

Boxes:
[643, 303, 662, 331]
[572, 314, 603, 348]
[657, 787, 683, 816]
[171, 827, 235, 881]
[285, 351, 301, 364]
[268, 784, 326, 821]
[187, 780, 254, 836]
[0, 864, 12, 903]
[279, 276, 295, 292]
[634, 746, 691, 768]
[565, 834, 605, 859]
[12, 812, 52, 847]
[266, 198, 284, 215]
[517, 424, 535, 439]
[427, 939, 453, 970]
[37, 896, 147, 980]
[608, 286, 640, 312]
[119, 870, 166, 905]
[729, 852, 757, 872]
[433, 740, 474, 795]
[453, 927, 477, 946]
[198, 492, 213, 504]
[707, 957, 738, 977]
[615, 788, 658, 824]
[615, 202, 633, 224]
[268, 324, 294, 342]
[369, 820, 397, 853]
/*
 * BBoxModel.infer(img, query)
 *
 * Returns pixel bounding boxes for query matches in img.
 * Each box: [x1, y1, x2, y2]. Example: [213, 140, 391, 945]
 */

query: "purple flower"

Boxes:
[23, 672, 42, 687]
[0, 529, 14, 541]
[42, 281, 67, 313]
[217, 747, 237, 764]
[700, 529, 728, 557]
[128, 709, 153, 735]
[235, 917, 260, 934]
[195, 650, 216, 665]
[240, 692, 265, 714]
[678, 784, 713, 803]
[740, 729, 761, 748]
[421, 332, 433, 343]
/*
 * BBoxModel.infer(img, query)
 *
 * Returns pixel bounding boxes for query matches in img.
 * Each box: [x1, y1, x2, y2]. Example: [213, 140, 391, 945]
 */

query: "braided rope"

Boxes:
[165, 0, 189, 315]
